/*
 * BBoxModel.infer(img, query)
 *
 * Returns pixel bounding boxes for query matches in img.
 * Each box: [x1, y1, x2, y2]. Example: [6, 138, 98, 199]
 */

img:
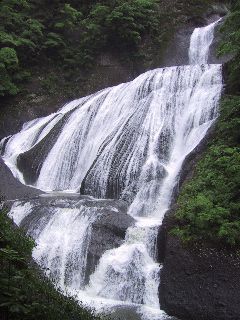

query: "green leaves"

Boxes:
[0, 0, 186, 97]
[0, 47, 18, 69]
[218, 3, 240, 93]
[0, 47, 19, 96]
[53, 3, 82, 31]
[61, 3, 82, 29]
[0, 247, 26, 263]
[102, 0, 158, 47]
[44, 33, 66, 49]
[218, 221, 240, 246]
[0, 0, 44, 96]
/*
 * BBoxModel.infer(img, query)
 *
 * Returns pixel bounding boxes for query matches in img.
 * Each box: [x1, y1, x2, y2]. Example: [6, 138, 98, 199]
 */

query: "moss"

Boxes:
[218, 0, 240, 94]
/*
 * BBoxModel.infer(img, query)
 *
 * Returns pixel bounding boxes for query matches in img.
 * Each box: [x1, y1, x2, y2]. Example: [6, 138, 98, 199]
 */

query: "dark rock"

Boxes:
[157, 207, 176, 264]
[0, 157, 43, 200]
[159, 236, 240, 320]
[160, 25, 194, 67]
[85, 200, 135, 282]
[17, 114, 69, 184]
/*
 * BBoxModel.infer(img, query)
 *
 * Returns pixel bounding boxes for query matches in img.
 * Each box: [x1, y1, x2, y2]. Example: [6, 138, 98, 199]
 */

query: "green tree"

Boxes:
[218, 1, 240, 93]
[0, 47, 19, 95]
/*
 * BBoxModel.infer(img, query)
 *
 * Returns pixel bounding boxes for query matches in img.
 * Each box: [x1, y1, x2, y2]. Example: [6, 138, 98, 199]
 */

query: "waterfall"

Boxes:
[3, 18, 222, 320]
[189, 19, 221, 65]
[9, 198, 99, 290]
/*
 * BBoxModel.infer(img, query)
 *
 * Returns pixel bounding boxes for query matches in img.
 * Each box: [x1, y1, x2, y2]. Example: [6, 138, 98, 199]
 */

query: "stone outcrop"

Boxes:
[159, 236, 240, 320]
[86, 201, 135, 282]
[0, 157, 42, 200]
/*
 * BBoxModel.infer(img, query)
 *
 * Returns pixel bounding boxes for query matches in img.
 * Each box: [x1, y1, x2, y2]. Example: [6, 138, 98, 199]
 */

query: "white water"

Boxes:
[189, 18, 221, 65]
[9, 198, 100, 290]
[4, 19, 222, 320]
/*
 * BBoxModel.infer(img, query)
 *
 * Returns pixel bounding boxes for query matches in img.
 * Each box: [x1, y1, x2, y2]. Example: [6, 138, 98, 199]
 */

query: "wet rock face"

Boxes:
[16, 115, 69, 185]
[159, 236, 240, 320]
[160, 25, 193, 68]
[0, 157, 42, 200]
[85, 200, 135, 283]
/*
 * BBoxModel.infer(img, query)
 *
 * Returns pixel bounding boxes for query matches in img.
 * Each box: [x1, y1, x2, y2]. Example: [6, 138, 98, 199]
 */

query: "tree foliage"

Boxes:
[0, 0, 214, 97]
[0, 47, 19, 95]
[218, 0, 240, 93]
[0, 0, 44, 96]
[0, 0, 164, 96]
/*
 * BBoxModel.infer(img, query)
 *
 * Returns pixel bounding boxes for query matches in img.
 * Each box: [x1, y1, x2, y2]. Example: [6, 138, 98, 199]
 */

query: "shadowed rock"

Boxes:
[86, 201, 135, 282]
[0, 157, 42, 200]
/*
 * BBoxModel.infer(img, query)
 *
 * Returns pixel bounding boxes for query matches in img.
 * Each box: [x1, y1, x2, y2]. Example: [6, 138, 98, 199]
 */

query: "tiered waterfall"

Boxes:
[1, 19, 223, 320]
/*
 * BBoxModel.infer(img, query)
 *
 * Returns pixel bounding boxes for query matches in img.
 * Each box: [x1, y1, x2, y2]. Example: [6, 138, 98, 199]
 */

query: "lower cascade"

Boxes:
[1, 19, 223, 319]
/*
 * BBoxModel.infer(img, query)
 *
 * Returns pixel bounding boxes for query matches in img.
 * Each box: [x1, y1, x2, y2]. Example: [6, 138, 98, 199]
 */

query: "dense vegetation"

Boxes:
[172, 0, 240, 248]
[0, 0, 213, 98]
[0, 0, 163, 96]
[218, 0, 240, 94]
[0, 207, 99, 320]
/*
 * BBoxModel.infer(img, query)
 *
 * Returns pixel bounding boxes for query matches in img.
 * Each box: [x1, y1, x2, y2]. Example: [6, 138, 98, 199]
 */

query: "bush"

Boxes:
[218, 1, 240, 93]
[0, 47, 19, 96]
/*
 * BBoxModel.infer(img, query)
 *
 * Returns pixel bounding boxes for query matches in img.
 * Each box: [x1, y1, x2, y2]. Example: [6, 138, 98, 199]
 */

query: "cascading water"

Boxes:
[2, 19, 223, 320]
[189, 18, 221, 65]
[9, 198, 97, 289]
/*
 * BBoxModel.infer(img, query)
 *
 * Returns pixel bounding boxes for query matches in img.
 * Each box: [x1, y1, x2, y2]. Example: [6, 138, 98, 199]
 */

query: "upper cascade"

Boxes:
[1, 16, 222, 201]
[189, 18, 222, 65]
[1, 65, 222, 205]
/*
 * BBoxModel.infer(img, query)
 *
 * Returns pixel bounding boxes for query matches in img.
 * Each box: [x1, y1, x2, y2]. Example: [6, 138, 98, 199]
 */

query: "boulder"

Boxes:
[159, 236, 240, 320]
[85, 199, 135, 282]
